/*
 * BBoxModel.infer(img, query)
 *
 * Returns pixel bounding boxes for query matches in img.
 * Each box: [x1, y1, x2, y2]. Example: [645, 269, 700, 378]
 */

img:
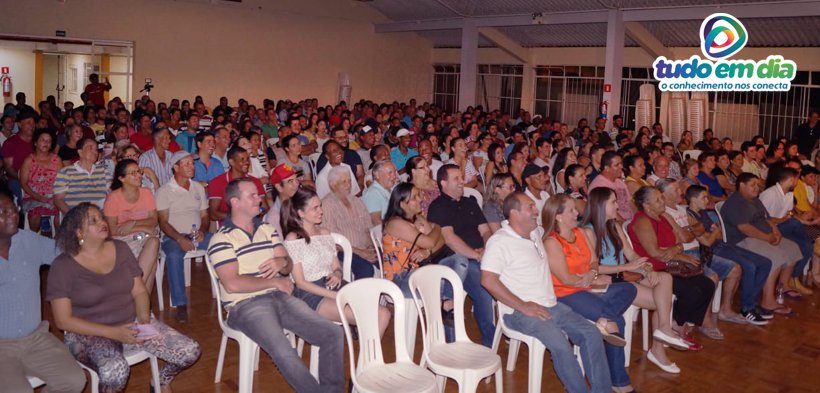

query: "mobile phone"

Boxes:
[134, 324, 160, 339]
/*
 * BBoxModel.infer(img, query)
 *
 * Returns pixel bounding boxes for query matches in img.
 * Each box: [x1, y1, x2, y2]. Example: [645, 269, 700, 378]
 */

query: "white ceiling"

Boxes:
[365, 0, 820, 48]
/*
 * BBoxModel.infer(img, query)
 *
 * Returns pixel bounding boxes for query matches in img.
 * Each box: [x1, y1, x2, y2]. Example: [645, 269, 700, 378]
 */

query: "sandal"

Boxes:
[759, 305, 797, 317]
[783, 289, 803, 300]
[596, 319, 627, 347]
[698, 326, 725, 340]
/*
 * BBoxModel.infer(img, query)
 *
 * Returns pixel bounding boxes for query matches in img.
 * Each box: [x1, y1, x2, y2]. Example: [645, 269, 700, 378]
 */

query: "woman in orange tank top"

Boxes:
[543, 194, 639, 393]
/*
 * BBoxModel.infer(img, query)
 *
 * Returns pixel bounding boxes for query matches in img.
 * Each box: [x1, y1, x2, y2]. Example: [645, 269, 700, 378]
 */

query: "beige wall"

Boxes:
[432, 47, 820, 69]
[0, 45, 36, 107]
[0, 0, 433, 107]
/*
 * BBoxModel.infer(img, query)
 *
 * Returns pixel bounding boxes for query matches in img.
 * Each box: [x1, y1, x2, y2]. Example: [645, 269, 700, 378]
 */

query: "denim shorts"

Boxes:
[706, 254, 736, 281]
[293, 278, 333, 310]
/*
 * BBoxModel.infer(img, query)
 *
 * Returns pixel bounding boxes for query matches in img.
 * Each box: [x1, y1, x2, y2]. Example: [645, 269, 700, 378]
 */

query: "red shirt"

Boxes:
[1, 134, 33, 171]
[130, 132, 153, 152]
[627, 211, 677, 271]
[84, 82, 111, 107]
[207, 172, 265, 213]
[130, 132, 180, 153]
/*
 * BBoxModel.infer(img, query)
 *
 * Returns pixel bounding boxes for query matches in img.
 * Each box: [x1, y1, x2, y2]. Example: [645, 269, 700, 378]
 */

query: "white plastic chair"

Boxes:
[27, 376, 45, 388]
[409, 265, 502, 393]
[369, 225, 384, 279]
[489, 304, 583, 393]
[308, 152, 322, 179]
[80, 348, 161, 393]
[336, 278, 438, 393]
[682, 149, 702, 160]
[156, 249, 216, 311]
[463, 187, 483, 207]
[205, 258, 261, 393]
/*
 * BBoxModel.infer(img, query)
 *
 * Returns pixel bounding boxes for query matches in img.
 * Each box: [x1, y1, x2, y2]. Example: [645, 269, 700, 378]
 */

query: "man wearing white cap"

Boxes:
[156, 151, 211, 322]
[389, 128, 418, 174]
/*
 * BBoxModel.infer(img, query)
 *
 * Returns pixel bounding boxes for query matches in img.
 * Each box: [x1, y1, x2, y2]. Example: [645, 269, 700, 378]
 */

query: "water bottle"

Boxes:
[776, 286, 784, 305]
[40, 216, 53, 238]
[190, 224, 199, 249]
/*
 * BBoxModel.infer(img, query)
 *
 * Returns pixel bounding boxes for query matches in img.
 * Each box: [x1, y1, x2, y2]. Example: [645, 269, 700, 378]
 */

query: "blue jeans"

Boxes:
[777, 218, 812, 277]
[227, 291, 344, 393]
[161, 233, 212, 307]
[337, 251, 376, 280]
[390, 253, 469, 299]
[557, 283, 637, 388]
[711, 242, 771, 312]
[504, 303, 612, 393]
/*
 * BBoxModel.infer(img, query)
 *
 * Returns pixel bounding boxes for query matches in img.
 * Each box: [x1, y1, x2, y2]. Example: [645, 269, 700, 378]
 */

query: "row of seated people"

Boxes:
[3, 95, 819, 392]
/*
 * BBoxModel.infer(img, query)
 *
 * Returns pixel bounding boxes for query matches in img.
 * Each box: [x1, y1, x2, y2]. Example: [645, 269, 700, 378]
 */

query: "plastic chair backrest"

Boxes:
[331, 233, 353, 282]
[336, 278, 410, 382]
[463, 187, 483, 207]
[369, 225, 384, 278]
[622, 219, 633, 248]
[409, 265, 469, 352]
[715, 201, 727, 241]
[308, 152, 321, 178]
[204, 255, 230, 332]
[683, 150, 702, 160]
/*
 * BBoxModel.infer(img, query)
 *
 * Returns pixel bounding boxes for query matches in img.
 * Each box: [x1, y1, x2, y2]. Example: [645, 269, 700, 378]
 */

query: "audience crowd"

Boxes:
[1, 84, 819, 392]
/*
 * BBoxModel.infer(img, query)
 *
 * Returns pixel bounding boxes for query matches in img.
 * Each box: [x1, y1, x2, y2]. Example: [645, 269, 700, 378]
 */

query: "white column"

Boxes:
[458, 18, 478, 112]
[602, 9, 624, 130]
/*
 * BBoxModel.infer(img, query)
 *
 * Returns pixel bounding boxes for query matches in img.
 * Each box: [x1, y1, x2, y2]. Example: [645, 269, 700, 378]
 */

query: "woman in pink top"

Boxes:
[20, 129, 63, 232]
[103, 159, 160, 294]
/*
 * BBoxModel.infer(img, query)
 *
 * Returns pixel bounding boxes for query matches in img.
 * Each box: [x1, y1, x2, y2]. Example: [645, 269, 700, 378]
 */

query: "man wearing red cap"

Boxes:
[263, 163, 300, 237]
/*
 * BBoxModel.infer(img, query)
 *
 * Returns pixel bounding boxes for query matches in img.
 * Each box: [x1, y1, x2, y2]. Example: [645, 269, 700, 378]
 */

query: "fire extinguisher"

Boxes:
[1, 67, 11, 98]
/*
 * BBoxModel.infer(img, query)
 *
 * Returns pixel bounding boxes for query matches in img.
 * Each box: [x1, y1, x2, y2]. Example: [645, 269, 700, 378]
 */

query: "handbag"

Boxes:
[664, 259, 704, 278]
[405, 233, 450, 269]
[612, 271, 644, 283]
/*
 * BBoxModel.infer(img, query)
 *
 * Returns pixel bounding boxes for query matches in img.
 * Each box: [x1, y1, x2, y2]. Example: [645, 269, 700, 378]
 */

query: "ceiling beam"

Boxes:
[374, 1, 820, 33]
[624, 22, 672, 59]
[478, 27, 530, 63]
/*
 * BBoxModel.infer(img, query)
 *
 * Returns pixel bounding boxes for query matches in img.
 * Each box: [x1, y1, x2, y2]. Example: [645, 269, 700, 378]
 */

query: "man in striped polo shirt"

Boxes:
[54, 138, 112, 213]
[208, 178, 343, 393]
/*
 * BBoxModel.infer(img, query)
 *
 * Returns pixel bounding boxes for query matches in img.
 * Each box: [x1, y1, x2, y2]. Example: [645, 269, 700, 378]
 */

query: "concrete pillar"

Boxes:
[602, 9, 624, 130]
[458, 18, 478, 112]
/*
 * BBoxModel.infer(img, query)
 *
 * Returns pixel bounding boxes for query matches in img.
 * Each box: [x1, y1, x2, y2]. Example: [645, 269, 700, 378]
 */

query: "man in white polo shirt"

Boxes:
[481, 192, 611, 393]
[156, 151, 210, 322]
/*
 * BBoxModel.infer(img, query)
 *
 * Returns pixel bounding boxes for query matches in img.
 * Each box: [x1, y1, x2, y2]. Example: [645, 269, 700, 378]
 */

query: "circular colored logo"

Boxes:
[700, 13, 748, 61]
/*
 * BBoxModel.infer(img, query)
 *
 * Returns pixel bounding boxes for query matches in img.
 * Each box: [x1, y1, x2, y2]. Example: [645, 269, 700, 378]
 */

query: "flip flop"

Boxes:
[783, 290, 803, 300]
[759, 305, 797, 317]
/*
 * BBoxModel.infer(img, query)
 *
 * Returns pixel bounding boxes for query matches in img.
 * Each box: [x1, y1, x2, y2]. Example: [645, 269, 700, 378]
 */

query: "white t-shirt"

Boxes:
[481, 222, 557, 316]
[759, 184, 793, 219]
[525, 189, 550, 228]
[665, 205, 699, 251]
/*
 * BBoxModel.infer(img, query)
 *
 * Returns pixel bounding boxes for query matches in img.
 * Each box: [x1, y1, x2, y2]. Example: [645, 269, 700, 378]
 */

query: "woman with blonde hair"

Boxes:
[542, 194, 638, 392]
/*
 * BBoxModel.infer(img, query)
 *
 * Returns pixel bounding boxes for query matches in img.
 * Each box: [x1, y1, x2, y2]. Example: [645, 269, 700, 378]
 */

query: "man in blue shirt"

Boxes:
[193, 132, 226, 183]
[175, 113, 200, 154]
[0, 191, 86, 392]
[389, 128, 417, 173]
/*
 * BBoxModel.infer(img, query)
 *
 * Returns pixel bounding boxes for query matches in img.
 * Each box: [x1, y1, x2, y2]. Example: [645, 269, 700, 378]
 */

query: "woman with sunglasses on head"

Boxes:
[103, 159, 160, 294]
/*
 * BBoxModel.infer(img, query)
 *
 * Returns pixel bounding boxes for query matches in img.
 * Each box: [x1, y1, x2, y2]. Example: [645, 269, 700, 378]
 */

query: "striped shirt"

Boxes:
[139, 148, 173, 186]
[207, 217, 285, 308]
[53, 162, 112, 208]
